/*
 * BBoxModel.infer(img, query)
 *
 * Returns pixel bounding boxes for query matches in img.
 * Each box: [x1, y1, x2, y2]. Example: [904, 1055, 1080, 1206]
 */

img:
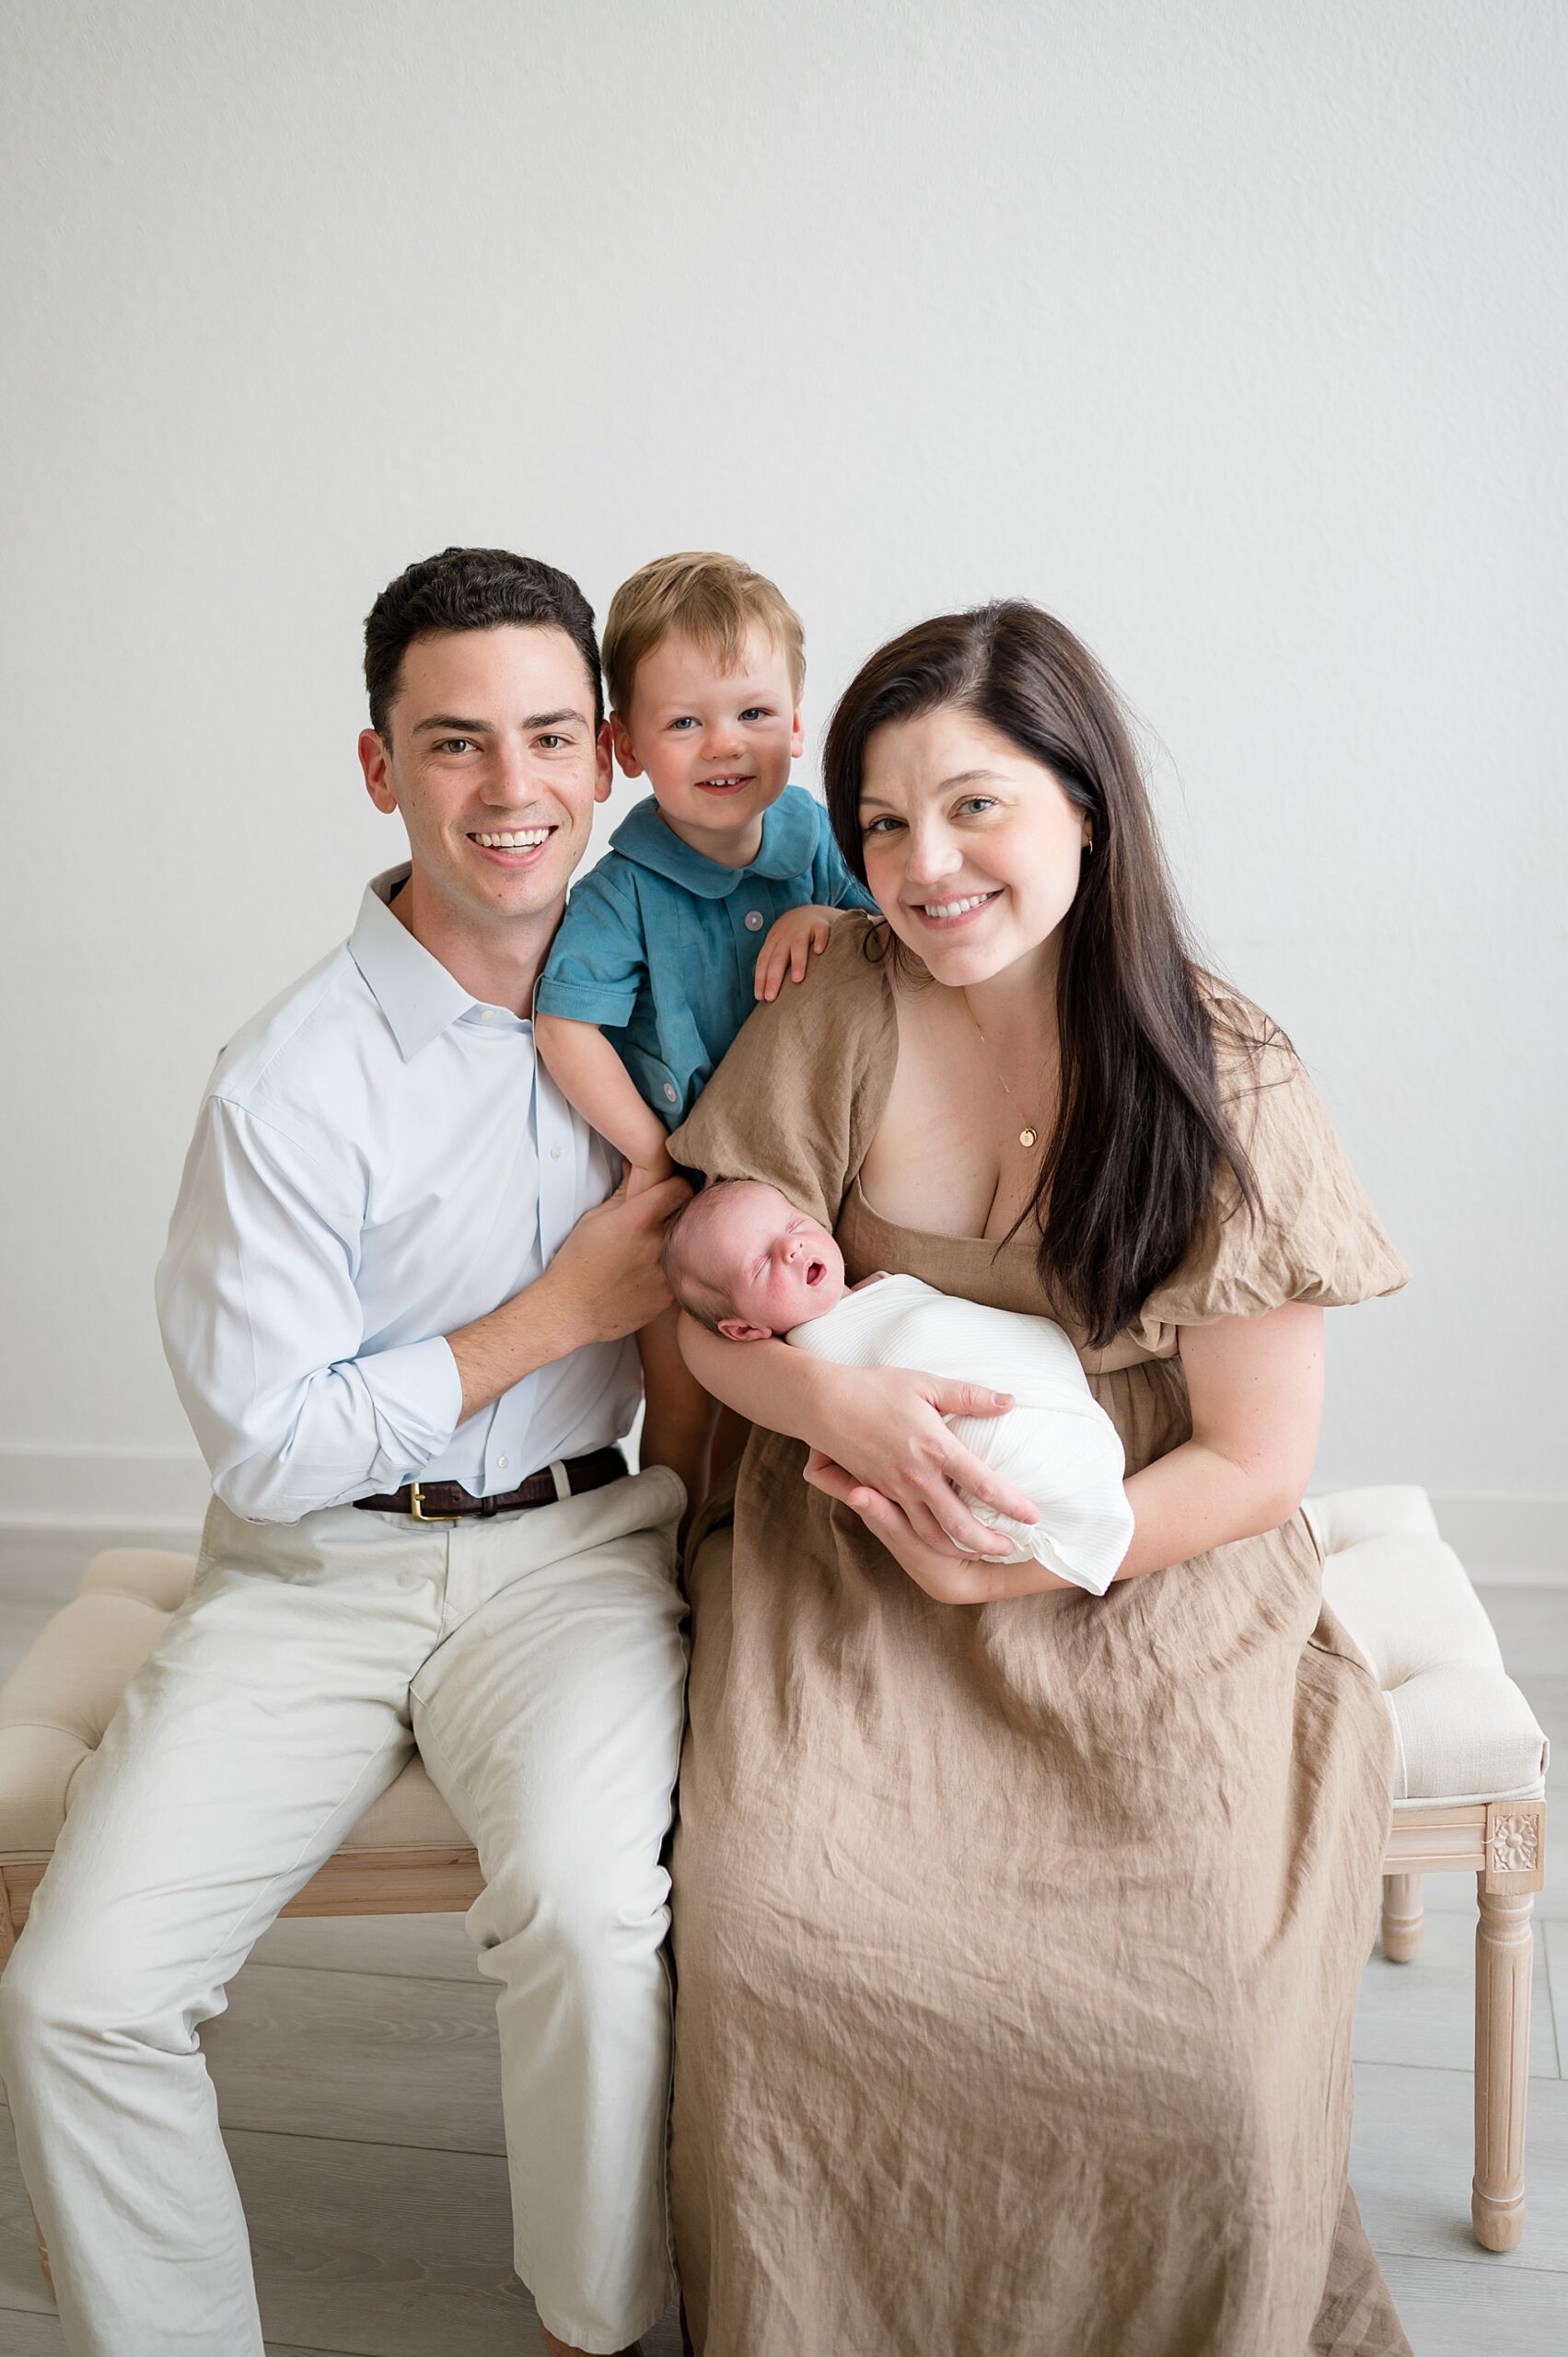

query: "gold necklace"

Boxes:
[959, 990, 1043, 1151]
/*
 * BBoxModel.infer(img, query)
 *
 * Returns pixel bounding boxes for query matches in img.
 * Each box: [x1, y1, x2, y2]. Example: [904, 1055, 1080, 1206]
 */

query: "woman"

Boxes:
[668, 602, 1411, 2355]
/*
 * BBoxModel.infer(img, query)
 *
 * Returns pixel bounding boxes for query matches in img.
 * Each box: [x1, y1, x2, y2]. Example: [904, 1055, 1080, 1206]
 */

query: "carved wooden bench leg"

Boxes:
[1472, 1800, 1546, 2252]
[1381, 1873, 1424, 1962]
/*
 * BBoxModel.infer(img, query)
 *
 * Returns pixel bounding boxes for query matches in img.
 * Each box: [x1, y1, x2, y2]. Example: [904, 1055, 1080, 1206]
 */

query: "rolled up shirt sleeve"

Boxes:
[156, 1096, 463, 1521]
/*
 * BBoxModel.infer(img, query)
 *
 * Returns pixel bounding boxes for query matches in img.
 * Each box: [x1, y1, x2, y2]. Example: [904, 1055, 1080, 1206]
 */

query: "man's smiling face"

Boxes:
[359, 623, 611, 936]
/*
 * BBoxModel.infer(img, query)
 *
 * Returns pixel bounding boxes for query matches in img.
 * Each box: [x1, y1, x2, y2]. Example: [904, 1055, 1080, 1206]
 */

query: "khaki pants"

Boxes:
[0, 1466, 689, 2357]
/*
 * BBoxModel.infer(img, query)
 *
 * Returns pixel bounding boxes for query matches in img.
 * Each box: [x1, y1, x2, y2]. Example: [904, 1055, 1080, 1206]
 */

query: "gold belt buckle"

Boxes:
[408, 1480, 461, 1524]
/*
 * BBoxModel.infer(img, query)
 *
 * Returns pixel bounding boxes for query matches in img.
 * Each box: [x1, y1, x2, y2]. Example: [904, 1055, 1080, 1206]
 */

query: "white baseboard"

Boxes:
[1425, 1494, 1565, 1585]
[0, 1450, 1562, 1582]
[0, 1446, 210, 1536]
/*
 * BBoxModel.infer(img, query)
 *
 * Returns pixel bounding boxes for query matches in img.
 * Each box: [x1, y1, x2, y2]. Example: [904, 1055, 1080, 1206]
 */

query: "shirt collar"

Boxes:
[347, 866, 484, 1061]
[608, 787, 819, 898]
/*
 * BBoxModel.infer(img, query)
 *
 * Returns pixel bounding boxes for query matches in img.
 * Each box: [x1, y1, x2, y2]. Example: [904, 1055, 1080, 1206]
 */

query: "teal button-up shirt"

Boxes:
[536, 784, 876, 1128]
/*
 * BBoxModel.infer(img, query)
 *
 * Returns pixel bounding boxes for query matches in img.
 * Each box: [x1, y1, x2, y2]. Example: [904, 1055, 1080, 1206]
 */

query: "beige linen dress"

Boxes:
[667, 917, 1412, 2357]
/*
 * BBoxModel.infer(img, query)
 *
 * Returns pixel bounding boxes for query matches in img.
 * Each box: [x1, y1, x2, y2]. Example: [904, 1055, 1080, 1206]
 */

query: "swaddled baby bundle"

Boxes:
[787, 1271, 1133, 1594]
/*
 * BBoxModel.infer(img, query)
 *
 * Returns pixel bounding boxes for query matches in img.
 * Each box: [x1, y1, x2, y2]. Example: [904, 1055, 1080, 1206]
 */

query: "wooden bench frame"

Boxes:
[1, 1794, 1548, 2292]
[1379, 1794, 1547, 2253]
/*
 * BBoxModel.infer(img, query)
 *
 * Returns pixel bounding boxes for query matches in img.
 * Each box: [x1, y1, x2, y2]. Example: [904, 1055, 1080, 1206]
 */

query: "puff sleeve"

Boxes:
[1131, 995, 1410, 1348]
[668, 913, 895, 1230]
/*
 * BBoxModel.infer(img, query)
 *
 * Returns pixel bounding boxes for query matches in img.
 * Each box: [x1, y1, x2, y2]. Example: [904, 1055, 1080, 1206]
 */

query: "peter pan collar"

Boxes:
[608, 787, 820, 899]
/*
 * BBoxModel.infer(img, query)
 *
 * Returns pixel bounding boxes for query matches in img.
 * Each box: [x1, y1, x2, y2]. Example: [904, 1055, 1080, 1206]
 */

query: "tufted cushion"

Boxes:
[1, 1502, 1552, 1858]
[1306, 1488, 1550, 1806]
[0, 1547, 469, 1857]
[76, 1547, 204, 1615]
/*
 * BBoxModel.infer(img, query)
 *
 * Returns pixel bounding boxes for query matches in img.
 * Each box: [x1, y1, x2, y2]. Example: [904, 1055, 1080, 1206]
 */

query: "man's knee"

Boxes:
[482, 1819, 671, 1980]
[0, 1912, 203, 2084]
[0, 1923, 96, 2081]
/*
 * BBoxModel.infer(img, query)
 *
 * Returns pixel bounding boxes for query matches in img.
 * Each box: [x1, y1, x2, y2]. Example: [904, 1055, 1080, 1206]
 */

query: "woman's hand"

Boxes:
[807, 1362, 1040, 1557]
[803, 1453, 1072, 1601]
[675, 1318, 1039, 1557]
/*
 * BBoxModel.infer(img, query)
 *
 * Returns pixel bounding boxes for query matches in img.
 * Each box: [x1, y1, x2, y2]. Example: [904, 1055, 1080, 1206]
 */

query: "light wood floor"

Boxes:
[0, 1531, 1562, 2356]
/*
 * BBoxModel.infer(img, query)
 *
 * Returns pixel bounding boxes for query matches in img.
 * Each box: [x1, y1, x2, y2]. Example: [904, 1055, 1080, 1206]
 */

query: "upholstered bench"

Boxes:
[0, 1487, 1551, 2272]
[1305, 1484, 1550, 2250]
[0, 1547, 484, 1941]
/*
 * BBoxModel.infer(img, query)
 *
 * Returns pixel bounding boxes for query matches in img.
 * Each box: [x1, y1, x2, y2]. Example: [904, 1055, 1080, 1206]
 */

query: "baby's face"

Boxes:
[706, 1183, 846, 1337]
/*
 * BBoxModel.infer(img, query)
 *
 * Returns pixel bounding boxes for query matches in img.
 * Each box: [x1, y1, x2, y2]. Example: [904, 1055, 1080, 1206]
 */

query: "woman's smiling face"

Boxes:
[857, 704, 1091, 988]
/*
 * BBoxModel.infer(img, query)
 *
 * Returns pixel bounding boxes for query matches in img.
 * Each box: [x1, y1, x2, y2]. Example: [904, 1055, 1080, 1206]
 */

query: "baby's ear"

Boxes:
[716, 1317, 775, 1343]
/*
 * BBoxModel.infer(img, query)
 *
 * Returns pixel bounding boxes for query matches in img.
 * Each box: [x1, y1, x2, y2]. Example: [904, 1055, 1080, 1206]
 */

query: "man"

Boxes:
[0, 549, 692, 2357]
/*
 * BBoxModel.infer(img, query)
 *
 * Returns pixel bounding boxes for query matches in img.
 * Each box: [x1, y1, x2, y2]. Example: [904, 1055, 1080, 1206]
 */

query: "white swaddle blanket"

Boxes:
[787, 1271, 1133, 1595]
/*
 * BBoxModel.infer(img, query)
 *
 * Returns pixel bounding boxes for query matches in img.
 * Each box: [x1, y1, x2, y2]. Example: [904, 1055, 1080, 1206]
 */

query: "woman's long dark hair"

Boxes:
[823, 601, 1257, 1347]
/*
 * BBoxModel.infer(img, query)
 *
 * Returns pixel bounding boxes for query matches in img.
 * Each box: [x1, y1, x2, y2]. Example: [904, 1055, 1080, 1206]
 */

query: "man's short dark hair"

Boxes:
[364, 547, 604, 737]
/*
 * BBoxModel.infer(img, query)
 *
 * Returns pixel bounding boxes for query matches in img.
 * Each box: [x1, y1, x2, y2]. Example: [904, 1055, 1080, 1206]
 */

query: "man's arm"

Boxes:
[157, 1095, 686, 1520]
[157, 1097, 462, 1521]
[447, 1174, 689, 1421]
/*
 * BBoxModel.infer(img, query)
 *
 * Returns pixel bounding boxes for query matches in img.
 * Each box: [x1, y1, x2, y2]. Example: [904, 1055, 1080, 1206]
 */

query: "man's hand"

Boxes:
[447, 1174, 690, 1422]
[543, 1174, 691, 1342]
[753, 905, 833, 1002]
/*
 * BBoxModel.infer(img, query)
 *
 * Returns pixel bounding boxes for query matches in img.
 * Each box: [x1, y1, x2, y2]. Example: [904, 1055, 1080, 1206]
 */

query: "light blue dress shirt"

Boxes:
[156, 866, 640, 1523]
[534, 784, 876, 1127]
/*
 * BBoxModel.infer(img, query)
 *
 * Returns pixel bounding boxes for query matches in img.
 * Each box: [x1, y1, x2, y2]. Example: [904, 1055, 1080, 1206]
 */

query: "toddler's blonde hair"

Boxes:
[603, 552, 805, 719]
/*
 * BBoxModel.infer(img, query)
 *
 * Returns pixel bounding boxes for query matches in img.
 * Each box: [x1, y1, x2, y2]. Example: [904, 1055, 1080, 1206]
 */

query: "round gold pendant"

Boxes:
[1018, 1125, 1038, 1149]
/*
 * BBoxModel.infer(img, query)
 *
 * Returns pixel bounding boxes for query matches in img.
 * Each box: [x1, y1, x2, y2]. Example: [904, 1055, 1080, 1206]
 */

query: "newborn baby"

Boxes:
[664, 1179, 1133, 1594]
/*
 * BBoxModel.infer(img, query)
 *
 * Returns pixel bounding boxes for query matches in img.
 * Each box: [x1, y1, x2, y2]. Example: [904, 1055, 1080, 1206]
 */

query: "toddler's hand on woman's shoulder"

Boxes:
[753, 905, 836, 1002]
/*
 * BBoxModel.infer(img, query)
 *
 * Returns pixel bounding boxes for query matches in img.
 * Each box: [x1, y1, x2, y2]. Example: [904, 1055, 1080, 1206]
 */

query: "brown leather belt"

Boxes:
[354, 1446, 627, 1522]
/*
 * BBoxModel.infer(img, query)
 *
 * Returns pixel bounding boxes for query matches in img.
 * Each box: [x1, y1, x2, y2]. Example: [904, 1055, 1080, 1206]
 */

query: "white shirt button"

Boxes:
[497, 1456, 509, 1470]
[549, 1143, 562, 1159]
[480, 1008, 497, 1023]
[744, 909, 764, 931]
[663, 1081, 679, 1103]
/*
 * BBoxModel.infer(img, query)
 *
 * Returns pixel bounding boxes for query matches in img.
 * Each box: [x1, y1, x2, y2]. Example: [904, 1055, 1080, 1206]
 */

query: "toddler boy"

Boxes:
[534, 552, 874, 1511]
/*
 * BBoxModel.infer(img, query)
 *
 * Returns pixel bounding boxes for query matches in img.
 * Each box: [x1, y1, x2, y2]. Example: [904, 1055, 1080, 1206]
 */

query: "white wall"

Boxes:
[2, 1, 1563, 1555]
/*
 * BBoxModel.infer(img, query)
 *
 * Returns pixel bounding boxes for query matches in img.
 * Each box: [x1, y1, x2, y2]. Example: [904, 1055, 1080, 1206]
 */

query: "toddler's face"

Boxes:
[613, 625, 803, 858]
[704, 1182, 846, 1339]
